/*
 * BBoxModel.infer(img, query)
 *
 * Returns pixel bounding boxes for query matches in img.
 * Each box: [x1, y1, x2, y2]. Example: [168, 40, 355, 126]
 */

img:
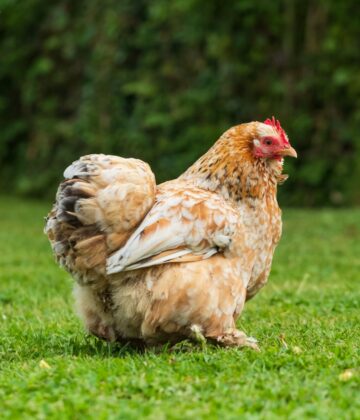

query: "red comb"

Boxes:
[264, 116, 289, 145]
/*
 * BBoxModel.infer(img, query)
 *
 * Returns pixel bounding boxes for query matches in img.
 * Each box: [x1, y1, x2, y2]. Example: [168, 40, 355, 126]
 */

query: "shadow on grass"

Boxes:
[1, 329, 206, 363]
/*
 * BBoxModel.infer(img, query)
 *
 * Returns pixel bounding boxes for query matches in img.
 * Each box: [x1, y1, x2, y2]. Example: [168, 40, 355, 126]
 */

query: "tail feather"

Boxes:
[45, 154, 156, 284]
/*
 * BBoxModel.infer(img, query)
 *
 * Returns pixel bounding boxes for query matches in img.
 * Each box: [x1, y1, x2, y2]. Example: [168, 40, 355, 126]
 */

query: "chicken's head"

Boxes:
[252, 117, 297, 160]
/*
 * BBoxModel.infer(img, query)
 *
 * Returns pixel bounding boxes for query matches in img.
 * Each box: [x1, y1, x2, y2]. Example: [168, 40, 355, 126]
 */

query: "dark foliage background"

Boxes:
[0, 0, 359, 205]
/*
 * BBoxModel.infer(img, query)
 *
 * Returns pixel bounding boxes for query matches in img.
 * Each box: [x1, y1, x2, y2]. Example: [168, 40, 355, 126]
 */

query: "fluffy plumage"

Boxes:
[45, 119, 296, 349]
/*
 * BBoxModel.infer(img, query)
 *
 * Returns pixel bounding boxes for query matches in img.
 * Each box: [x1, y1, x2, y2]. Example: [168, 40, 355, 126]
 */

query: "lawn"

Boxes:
[0, 196, 359, 419]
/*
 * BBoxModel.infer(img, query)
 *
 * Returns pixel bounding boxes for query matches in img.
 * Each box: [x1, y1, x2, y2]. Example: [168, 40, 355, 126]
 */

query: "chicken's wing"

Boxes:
[107, 183, 239, 273]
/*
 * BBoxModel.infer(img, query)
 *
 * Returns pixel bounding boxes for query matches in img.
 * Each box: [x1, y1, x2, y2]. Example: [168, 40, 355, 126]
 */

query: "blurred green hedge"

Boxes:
[1, 0, 359, 205]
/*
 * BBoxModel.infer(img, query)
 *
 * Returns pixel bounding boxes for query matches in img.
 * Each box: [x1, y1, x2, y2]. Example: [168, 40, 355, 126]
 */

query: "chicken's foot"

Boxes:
[214, 329, 260, 351]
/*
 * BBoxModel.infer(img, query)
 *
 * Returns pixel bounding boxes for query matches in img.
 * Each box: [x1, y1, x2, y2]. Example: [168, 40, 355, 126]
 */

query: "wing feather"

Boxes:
[106, 186, 238, 274]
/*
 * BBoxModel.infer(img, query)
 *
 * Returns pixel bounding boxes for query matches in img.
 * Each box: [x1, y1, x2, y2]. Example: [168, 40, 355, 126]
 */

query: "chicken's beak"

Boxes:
[279, 146, 297, 158]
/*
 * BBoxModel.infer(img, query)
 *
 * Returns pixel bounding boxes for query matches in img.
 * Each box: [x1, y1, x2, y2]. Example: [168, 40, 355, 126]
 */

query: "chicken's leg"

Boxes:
[74, 284, 116, 342]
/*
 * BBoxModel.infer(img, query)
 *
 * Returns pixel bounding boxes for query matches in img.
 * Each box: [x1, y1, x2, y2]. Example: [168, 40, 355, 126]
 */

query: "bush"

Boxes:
[0, 0, 359, 205]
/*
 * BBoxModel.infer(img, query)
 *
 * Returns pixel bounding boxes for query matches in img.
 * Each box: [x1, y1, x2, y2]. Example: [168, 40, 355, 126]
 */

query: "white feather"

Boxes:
[123, 248, 192, 271]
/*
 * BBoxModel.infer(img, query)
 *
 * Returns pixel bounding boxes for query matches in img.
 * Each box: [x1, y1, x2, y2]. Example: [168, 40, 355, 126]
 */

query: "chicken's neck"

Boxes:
[180, 137, 285, 204]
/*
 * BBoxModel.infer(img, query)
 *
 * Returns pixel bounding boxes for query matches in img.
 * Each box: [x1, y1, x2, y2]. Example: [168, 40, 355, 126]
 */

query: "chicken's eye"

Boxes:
[264, 138, 273, 146]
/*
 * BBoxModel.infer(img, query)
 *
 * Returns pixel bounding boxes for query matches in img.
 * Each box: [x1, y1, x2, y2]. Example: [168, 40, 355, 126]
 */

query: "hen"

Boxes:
[45, 118, 296, 349]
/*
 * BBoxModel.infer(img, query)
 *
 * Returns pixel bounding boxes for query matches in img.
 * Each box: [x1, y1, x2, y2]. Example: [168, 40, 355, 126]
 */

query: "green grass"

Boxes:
[0, 196, 359, 419]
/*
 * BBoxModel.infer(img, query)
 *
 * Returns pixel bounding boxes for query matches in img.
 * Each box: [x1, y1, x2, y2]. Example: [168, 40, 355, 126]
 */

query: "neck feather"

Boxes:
[180, 131, 284, 202]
